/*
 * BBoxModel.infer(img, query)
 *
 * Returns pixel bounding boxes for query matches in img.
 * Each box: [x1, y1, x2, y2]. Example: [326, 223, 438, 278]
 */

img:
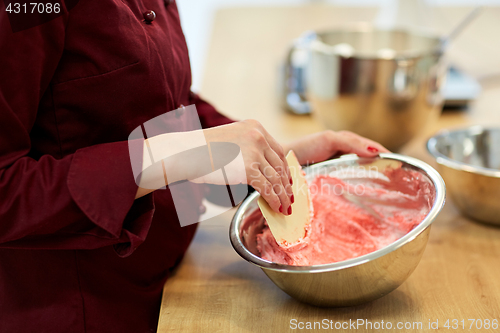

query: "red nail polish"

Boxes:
[290, 177, 293, 185]
[279, 205, 283, 213]
[291, 194, 294, 204]
[367, 146, 378, 153]
[288, 206, 292, 215]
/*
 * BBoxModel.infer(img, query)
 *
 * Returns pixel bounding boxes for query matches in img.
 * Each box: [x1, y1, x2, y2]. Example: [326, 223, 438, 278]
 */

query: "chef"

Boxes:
[0, 1, 387, 332]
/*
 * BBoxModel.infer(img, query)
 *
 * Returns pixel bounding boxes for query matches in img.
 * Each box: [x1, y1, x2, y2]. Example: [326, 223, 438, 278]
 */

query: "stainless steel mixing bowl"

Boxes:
[427, 126, 500, 225]
[230, 153, 445, 307]
[283, 27, 447, 151]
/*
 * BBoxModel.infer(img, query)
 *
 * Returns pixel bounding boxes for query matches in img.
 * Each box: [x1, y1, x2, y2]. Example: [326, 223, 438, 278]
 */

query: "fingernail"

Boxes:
[288, 206, 292, 215]
[279, 205, 283, 213]
[290, 177, 293, 185]
[291, 194, 295, 204]
[367, 146, 378, 153]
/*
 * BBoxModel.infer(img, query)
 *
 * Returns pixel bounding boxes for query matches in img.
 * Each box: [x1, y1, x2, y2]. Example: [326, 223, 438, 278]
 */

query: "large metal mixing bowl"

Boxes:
[284, 27, 447, 151]
[427, 126, 500, 225]
[230, 153, 445, 307]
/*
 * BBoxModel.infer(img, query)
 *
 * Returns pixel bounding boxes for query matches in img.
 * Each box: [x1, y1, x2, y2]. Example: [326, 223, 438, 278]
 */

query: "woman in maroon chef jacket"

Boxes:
[0, 1, 387, 332]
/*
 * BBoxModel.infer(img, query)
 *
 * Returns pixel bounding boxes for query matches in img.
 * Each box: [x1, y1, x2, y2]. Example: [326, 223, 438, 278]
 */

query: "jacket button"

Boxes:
[175, 104, 185, 118]
[198, 205, 207, 215]
[143, 10, 156, 23]
[165, 0, 174, 6]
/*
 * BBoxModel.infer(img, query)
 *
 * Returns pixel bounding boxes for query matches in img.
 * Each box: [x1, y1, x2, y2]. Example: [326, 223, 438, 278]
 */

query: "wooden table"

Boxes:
[158, 6, 500, 332]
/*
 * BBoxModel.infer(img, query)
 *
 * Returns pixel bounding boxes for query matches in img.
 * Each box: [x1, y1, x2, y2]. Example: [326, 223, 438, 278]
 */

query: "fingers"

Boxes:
[328, 131, 390, 157]
[264, 148, 294, 203]
[243, 119, 293, 215]
[259, 157, 291, 214]
[258, 125, 292, 186]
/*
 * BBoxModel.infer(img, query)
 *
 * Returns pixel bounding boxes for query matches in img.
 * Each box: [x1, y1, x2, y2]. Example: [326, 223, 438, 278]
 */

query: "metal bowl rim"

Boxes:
[229, 153, 446, 274]
[426, 125, 500, 178]
[311, 25, 444, 60]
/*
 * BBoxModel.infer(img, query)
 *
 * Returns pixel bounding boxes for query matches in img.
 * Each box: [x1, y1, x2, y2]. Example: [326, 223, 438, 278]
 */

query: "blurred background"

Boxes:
[177, 0, 500, 91]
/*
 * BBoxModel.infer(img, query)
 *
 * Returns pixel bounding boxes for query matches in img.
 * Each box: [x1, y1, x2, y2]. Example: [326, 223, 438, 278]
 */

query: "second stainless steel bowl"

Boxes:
[427, 126, 500, 225]
[230, 153, 445, 307]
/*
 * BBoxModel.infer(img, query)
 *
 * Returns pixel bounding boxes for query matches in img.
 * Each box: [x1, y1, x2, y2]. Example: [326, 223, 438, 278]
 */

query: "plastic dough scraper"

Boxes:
[257, 150, 311, 247]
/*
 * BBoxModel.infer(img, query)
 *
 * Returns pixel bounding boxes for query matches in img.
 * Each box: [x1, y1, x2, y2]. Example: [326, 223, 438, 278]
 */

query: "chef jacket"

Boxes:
[0, 1, 233, 332]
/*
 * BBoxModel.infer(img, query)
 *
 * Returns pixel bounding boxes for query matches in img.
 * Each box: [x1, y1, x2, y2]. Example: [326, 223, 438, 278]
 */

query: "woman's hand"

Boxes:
[204, 119, 294, 215]
[283, 130, 390, 166]
[136, 120, 293, 215]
